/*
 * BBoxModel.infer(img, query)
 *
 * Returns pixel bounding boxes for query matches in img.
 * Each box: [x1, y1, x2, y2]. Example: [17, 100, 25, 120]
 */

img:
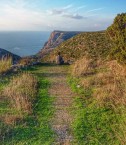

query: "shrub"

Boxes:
[106, 13, 126, 63]
[0, 57, 12, 74]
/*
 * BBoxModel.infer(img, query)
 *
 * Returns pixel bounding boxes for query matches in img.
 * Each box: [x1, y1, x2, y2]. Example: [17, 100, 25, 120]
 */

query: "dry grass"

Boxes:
[19, 57, 31, 66]
[94, 61, 126, 107]
[71, 58, 126, 143]
[71, 57, 97, 77]
[2, 73, 38, 124]
[0, 57, 12, 74]
[72, 58, 126, 107]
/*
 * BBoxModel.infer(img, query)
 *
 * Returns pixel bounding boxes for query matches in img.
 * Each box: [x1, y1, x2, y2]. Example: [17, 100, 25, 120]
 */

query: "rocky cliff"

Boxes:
[38, 30, 82, 57]
[0, 48, 21, 62]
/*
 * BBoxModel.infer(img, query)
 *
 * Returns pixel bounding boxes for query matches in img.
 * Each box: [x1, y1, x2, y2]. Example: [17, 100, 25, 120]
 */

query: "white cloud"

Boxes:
[13, 47, 21, 50]
[47, 4, 73, 15]
[63, 13, 87, 20]
[48, 4, 87, 20]
[0, 1, 113, 31]
[63, 4, 73, 10]
[0, 1, 48, 30]
[86, 8, 104, 13]
[75, 5, 87, 12]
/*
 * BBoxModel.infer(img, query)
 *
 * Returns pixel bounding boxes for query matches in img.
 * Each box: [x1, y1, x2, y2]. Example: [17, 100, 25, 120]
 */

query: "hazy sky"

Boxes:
[0, 0, 125, 31]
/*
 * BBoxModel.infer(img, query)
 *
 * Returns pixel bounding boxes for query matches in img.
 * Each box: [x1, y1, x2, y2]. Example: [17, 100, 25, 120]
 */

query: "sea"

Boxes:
[0, 31, 51, 57]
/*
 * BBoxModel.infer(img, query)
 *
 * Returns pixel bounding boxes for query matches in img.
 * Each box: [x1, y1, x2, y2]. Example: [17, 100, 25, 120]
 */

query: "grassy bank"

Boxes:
[0, 66, 55, 145]
[68, 58, 126, 145]
[69, 77, 126, 145]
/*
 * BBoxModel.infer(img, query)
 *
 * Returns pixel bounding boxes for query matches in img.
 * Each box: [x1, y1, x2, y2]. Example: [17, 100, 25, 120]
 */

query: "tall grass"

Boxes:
[69, 58, 126, 144]
[2, 73, 38, 125]
[71, 56, 97, 77]
[0, 57, 12, 74]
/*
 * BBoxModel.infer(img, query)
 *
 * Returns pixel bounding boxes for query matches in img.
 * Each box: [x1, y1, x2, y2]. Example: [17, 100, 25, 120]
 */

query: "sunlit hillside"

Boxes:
[43, 31, 113, 63]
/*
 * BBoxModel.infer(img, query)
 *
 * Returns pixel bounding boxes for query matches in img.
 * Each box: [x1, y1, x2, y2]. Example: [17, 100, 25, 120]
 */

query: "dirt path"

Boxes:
[43, 65, 74, 145]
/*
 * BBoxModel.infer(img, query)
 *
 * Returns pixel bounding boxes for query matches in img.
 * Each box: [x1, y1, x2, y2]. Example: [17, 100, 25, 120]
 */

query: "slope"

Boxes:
[43, 31, 113, 63]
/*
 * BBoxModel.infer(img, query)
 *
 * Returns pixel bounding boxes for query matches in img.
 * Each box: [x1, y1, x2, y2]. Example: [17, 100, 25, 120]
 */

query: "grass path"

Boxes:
[38, 64, 74, 145]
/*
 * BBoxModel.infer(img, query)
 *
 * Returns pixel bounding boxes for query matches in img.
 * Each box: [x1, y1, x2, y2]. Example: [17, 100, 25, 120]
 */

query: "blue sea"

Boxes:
[0, 31, 50, 57]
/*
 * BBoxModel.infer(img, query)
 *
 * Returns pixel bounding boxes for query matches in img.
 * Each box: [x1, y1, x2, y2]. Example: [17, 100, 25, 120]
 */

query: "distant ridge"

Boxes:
[0, 48, 21, 61]
[37, 30, 82, 57]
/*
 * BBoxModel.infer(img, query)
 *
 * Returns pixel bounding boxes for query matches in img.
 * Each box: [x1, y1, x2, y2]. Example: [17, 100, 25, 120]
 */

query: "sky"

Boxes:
[0, 0, 125, 31]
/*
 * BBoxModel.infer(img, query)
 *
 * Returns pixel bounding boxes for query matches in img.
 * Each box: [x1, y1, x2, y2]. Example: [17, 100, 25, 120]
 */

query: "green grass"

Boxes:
[0, 76, 10, 116]
[0, 65, 55, 145]
[68, 77, 126, 145]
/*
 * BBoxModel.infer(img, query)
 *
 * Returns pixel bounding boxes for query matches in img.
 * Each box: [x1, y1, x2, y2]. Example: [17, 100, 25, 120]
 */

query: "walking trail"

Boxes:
[43, 65, 74, 145]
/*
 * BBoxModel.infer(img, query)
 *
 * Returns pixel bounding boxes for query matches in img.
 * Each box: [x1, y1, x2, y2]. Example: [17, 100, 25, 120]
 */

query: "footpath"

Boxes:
[41, 65, 74, 145]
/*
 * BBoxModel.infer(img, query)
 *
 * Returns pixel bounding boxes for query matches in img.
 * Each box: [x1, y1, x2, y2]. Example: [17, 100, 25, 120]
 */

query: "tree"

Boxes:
[106, 13, 126, 63]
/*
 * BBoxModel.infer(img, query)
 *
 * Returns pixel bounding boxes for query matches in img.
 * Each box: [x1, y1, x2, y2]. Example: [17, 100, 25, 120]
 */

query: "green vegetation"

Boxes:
[68, 58, 126, 144]
[1, 13, 126, 145]
[43, 31, 112, 63]
[0, 66, 55, 145]
[106, 13, 126, 63]
[0, 57, 12, 74]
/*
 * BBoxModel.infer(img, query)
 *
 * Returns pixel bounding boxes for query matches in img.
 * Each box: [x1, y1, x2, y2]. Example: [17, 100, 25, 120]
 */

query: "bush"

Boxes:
[106, 13, 126, 63]
[0, 57, 12, 74]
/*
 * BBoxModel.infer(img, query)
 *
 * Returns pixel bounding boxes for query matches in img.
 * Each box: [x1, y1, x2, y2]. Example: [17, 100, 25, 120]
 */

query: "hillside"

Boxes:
[0, 48, 21, 61]
[37, 30, 82, 58]
[43, 31, 113, 63]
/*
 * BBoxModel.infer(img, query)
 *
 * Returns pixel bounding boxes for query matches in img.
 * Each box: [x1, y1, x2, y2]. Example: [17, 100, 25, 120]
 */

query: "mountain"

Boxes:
[0, 48, 21, 61]
[43, 31, 113, 63]
[37, 30, 82, 57]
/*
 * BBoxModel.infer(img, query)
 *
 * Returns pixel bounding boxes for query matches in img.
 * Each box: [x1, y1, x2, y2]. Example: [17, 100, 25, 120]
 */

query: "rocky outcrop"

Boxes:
[38, 30, 82, 58]
[0, 48, 21, 62]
